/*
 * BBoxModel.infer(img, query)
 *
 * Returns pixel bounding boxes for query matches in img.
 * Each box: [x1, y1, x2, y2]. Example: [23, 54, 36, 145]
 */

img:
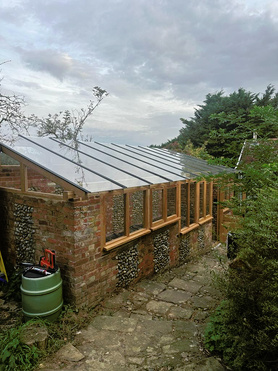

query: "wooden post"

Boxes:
[20, 163, 28, 192]
[144, 188, 151, 229]
[125, 192, 130, 237]
[195, 182, 200, 222]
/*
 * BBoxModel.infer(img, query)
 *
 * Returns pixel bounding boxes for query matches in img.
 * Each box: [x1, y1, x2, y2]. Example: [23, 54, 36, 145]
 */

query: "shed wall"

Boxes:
[0, 189, 213, 308]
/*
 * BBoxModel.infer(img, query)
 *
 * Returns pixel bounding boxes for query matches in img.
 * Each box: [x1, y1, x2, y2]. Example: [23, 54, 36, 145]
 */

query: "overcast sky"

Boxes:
[1, 0, 278, 145]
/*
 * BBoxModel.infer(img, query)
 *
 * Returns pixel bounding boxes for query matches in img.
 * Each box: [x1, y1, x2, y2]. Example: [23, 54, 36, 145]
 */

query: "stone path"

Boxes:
[38, 245, 227, 370]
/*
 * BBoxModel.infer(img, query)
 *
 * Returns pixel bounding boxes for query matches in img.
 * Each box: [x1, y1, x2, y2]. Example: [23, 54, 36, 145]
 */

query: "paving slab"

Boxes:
[38, 245, 228, 371]
[192, 295, 218, 309]
[91, 316, 138, 332]
[121, 332, 153, 356]
[135, 280, 166, 295]
[162, 338, 199, 354]
[145, 299, 173, 315]
[172, 320, 198, 338]
[135, 317, 173, 337]
[168, 277, 203, 293]
[167, 305, 194, 320]
[157, 288, 192, 304]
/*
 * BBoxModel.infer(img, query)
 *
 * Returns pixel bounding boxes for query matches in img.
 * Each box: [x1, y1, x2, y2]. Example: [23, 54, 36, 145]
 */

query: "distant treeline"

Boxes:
[152, 85, 278, 166]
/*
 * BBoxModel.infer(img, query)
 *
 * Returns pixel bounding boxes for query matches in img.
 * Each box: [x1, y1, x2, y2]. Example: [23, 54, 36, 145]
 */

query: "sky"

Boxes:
[1, 0, 278, 146]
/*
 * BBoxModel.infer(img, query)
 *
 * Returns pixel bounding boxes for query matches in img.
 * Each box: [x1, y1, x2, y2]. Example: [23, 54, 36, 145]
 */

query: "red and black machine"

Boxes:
[39, 249, 57, 272]
[22, 249, 58, 277]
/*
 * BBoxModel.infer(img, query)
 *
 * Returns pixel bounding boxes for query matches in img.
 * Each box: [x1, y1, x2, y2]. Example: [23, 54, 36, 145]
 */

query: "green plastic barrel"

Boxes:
[21, 268, 63, 321]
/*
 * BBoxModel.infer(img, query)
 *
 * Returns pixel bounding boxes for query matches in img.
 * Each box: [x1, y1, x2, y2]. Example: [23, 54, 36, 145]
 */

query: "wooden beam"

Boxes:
[20, 163, 28, 192]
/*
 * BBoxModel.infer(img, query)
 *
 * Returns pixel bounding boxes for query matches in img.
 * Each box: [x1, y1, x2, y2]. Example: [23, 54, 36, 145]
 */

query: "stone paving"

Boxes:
[38, 244, 228, 370]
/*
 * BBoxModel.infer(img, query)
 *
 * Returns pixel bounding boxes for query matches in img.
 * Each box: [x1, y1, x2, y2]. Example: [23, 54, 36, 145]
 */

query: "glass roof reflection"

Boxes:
[0, 136, 235, 193]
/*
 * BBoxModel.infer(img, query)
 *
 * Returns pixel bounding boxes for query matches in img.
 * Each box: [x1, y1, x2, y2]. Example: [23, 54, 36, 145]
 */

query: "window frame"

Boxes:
[101, 187, 151, 251]
[150, 183, 180, 231]
[180, 180, 213, 234]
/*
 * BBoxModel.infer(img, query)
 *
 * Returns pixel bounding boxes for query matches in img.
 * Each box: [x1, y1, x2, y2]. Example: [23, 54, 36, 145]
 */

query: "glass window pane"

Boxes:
[190, 183, 196, 224]
[27, 167, 64, 194]
[152, 189, 163, 223]
[167, 187, 176, 217]
[199, 182, 204, 219]
[105, 193, 125, 242]
[129, 190, 145, 233]
[181, 183, 188, 228]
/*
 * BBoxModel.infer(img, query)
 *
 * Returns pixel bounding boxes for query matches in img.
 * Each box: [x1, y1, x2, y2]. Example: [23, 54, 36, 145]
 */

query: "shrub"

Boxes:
[205, 187, 278, 370]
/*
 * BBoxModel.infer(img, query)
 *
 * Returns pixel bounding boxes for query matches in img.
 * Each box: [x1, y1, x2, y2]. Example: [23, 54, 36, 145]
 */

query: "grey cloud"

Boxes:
[26, 0, 277, 94]
[17, 48, 92, 81]
[2, 0, 278, 145]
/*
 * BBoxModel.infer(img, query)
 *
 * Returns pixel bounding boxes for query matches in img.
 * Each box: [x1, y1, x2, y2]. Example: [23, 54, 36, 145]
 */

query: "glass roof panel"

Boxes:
[40, 137, 169, 186]
[96, 143, 195, 178]
[77, 141, 185, 181]
[0, 136, 235, 194]
[2, 137, 123, 192]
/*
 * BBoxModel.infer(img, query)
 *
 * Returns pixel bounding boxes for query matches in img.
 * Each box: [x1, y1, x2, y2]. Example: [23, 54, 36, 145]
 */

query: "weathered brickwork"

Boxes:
[0, 186, 214, 308]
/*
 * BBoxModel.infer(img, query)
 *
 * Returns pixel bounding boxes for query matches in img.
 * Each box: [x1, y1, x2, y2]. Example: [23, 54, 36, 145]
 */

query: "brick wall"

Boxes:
[0, 188, 214, 308]
[0, 166, 63, 194]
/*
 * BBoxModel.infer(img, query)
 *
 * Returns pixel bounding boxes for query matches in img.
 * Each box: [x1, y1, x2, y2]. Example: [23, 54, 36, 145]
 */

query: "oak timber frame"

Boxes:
[101, 179, 214, 252]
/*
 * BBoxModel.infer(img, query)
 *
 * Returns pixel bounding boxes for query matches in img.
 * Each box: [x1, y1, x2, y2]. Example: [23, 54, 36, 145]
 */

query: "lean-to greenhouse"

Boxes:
[0, 136, 235, 306]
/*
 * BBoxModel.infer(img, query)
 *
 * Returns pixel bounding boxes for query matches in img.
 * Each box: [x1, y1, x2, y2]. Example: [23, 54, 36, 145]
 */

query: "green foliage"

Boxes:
[0, 303, 96, 371]
[177, 85, 278, 164]
[0, 321, 43, 371]
[183, 139, 213, 160]
[205, 187, 278, 370]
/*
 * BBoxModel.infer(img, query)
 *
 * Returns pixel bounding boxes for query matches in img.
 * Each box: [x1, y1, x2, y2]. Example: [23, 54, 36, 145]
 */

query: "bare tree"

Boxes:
[0, 61, 31, 141]
[1, 61, 108, 143]
[34, 86, 108, 142]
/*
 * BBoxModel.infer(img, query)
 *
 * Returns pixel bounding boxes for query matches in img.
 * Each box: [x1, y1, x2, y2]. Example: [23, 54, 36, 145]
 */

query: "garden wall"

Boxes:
[0, 189, 213, 308]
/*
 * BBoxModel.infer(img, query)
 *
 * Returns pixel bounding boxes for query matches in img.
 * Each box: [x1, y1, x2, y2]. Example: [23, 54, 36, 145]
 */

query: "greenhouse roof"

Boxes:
[0, 135, 235, 194]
